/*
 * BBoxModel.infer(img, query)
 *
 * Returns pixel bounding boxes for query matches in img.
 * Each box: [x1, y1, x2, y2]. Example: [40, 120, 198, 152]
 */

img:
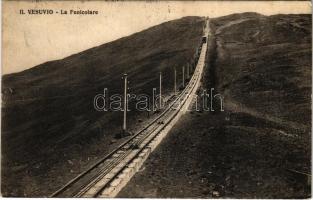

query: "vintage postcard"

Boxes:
[1, 0, 312, 198]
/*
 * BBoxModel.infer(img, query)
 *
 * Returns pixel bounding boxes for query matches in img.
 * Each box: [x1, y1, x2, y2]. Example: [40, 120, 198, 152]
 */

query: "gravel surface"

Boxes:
[118, 13, 311, 198]
[118, 110, 310, 198]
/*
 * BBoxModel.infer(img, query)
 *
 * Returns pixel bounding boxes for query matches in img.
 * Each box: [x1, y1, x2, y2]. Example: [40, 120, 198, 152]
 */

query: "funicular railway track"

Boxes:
[51, 19, 210, 198]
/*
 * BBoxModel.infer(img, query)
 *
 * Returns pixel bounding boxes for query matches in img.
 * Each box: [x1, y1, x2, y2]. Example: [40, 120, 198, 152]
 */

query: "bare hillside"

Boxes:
[119, 13, 311, 198]
[1, 16, 205, 197]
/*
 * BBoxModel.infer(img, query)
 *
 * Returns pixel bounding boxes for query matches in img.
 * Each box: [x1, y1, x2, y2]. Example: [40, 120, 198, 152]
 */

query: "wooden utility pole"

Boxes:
[174, 68, 177, 95]
[123, 73, 127, 132]
[159, 72, 162, 109]
[182, 66, 185, 88]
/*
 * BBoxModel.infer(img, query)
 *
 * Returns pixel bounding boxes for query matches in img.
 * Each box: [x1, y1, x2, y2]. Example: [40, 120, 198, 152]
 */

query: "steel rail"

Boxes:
[50, 39, 208, 198]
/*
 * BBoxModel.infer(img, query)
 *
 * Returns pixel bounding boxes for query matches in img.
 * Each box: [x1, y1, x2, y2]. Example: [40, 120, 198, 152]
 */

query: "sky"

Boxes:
[2, 1, 311, 74]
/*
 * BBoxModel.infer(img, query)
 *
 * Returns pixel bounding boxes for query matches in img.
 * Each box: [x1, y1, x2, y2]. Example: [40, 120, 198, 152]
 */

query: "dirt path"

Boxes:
[118, 109, 310, 198]
[118, 14, 311, 198]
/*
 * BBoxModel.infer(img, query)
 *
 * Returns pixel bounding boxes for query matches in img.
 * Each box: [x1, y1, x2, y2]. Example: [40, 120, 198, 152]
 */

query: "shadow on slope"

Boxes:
[1, 16, 204, 196]
[119, 13, 311, 198]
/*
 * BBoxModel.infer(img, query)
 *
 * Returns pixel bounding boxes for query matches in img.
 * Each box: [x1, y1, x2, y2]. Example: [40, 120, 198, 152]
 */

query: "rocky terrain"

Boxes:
[1, 17, 204, 197]
[119, 13, 311, 198]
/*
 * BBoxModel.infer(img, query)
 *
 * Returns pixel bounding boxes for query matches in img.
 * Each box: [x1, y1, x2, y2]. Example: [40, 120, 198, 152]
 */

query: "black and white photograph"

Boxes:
[1, 1, 312, 198]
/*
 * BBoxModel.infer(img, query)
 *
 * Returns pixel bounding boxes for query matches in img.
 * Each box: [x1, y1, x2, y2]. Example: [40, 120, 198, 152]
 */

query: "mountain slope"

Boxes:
[119, 13, 311, 198]
[1, 16, 205, 196]
[211, 13, 311, 131]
